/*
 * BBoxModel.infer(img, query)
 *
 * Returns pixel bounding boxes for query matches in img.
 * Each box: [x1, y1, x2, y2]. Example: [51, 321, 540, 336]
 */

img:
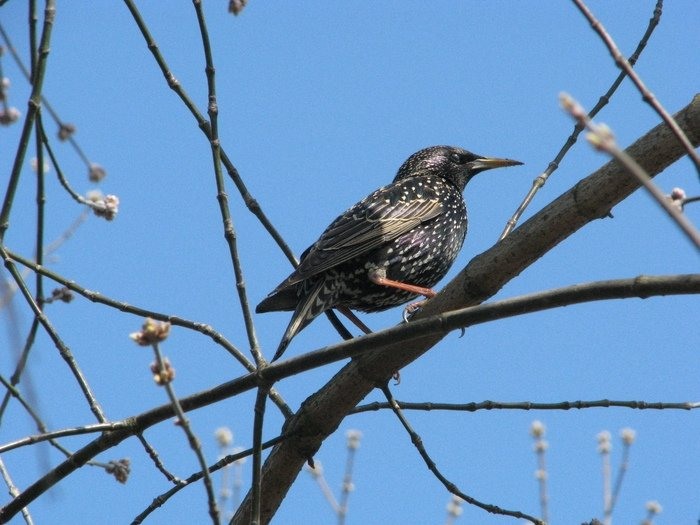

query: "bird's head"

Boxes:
[394, 145, 522, 190]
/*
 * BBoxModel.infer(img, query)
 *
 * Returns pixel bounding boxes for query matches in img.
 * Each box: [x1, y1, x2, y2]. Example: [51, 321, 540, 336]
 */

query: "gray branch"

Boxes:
[232, 94, 700, 524]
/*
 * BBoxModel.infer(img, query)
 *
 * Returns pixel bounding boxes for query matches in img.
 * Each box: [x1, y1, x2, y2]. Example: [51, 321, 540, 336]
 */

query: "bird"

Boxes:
[256, 145, 522, 360]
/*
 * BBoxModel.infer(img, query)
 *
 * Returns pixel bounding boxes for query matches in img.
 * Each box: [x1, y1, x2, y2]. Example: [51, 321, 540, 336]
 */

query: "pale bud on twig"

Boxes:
[668, 187, 687, 211]
[0, 107, 20, 125]
[58, 123, 76, 141]
[215, 427, 234, 448]
[129, 318, 171, 346]
[446, 495, 464, 517]
[105, 458, 131, 484]
[620, 427, 636, 445]
[89, 193, 119, 221]
[533, 439, 549, 452]
[645, 500, 662, 515]
[229, 0, 248, 15]
[530, 420, 546, 438]
[559, 92, 586, 120]
[597, 430, 612, 454]
[88, 163, 107, 182]
[150, 358, 175, 385]
[346, 429, 362, 450]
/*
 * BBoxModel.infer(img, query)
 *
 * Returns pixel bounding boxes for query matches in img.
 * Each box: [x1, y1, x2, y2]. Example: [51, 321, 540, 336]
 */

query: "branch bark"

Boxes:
[232, 94, 700, 524]
[1, 97, 697, 524]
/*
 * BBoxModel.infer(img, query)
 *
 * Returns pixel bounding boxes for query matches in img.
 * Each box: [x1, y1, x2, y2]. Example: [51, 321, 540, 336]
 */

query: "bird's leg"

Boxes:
[336, 306, 373, 335]
[369, 273, 437, 298]
[369, 270, 437, 322]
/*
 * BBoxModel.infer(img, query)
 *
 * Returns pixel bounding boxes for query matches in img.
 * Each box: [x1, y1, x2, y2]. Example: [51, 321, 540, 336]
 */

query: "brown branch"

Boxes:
[2, 271, 699, 522]
[232, 94, 700, 524]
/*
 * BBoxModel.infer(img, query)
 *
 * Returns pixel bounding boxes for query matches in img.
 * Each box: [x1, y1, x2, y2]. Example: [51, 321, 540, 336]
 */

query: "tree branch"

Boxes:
[2, 271, 699, 522]
[232, 94, 700, 524]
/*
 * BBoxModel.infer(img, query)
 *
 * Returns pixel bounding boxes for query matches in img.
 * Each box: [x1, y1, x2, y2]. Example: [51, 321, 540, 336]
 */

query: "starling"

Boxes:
[257, 146, 522, 360]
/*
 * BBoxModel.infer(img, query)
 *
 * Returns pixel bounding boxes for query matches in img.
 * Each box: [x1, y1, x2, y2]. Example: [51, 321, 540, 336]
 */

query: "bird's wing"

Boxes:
[276, 184, 444, 288]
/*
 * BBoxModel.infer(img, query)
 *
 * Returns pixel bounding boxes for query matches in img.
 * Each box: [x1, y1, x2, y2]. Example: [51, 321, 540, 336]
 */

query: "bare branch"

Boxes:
[232, 95, 700, 524]
[4, 271, 699, 522]
[380, 383, 543, 524]
[500, 0, 664, 238]
[571, 0, 700, 176]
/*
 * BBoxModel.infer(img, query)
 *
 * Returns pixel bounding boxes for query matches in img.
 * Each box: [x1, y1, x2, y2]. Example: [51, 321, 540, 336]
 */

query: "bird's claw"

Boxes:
[402, 300, 426, 322]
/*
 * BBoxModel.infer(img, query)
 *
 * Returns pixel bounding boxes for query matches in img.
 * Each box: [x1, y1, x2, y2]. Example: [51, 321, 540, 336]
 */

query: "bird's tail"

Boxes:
[272, 278, 329, 361]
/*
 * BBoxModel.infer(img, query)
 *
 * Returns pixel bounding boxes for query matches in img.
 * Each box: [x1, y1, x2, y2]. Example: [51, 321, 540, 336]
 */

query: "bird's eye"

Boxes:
[450, 152, 463, 164]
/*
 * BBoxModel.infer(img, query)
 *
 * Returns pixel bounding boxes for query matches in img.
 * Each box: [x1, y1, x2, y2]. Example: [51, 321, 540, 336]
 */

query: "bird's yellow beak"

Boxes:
[471, 156, 523, 171]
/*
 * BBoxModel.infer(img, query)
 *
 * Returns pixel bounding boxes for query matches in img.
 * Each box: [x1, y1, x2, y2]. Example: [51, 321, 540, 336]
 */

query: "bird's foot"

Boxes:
[402, 300, 426, 322]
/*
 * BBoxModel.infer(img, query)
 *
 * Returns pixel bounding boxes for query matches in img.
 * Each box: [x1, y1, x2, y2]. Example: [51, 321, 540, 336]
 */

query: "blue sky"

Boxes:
[1, 2, 699, 524]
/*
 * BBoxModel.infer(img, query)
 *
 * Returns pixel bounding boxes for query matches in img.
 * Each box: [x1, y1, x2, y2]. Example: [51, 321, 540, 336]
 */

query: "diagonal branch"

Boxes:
[499, 0, 664, 239]
[232, 94, 700, 524]
[2, 270, 699, 522]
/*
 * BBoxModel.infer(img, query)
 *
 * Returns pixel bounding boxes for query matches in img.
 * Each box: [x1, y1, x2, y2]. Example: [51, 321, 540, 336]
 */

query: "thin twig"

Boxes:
[499, 0, 664, 239]
[351, 398, 700, 415]
[249, 385, 270, 525]
[529, 421, 549, 524]
[571, 0, 700, 176]
[3, 274, 700, 522]
[150, 341, 220, 524]
[0, 374, 117, 472]
[0, 246, 107, 422]
[681, 195, 700, 207]
[6, 247, 295, 418]
[597, 431, 612, 524]
[605, 429, 635, 521]
[137, 433, 183, 485]
[39, 123, 93, 207]
[0, 1, 55, 241]
[0, 457, 33, 525]
[379, 383, 543, 524]
[132, 434, 287, 525]
[561, 93, 700, 249]
[0, 21, 93, 168]
[0, 422, 128, 455]
[120, 0, 353, 347]
[338, 430, 361, 525]
[305, 462, 340, 514]
[191, 0, 264, 364]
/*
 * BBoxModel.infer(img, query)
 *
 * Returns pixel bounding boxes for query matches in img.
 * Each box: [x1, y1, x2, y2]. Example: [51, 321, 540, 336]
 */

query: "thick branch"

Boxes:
[1, 273, 698, 522]
[2, 98, 698, 524]
[232, 94, 700, 524]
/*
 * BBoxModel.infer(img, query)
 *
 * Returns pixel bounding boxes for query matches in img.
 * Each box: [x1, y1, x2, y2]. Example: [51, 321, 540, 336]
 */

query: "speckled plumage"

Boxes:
[256, 146, 522, 359]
